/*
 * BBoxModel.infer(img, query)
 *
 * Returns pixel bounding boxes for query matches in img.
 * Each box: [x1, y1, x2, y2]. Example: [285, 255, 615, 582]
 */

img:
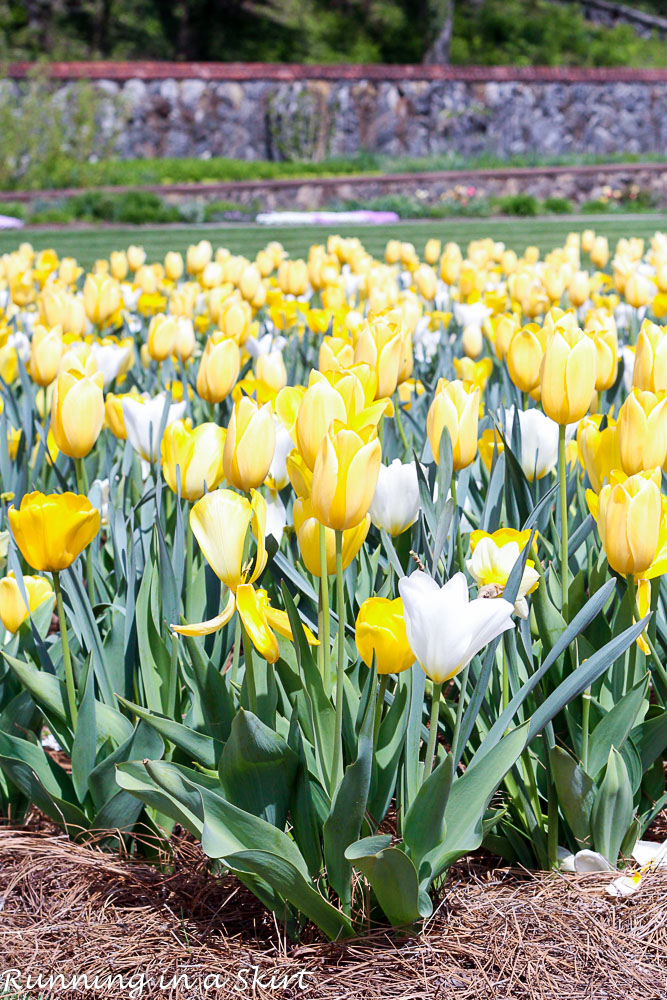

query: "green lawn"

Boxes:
[1, 214, 665, 267]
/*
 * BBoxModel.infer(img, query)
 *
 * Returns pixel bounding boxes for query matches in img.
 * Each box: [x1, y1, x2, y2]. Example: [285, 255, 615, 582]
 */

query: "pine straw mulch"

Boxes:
[0, 823, 666, 1000]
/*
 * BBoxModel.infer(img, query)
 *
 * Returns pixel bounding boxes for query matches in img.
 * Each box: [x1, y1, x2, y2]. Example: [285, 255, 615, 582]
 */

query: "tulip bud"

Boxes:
[51, 370, 105, 459]
[127, 245, 146, 271]
[369, 459, 420, 536]
[174, 317, 196, 362]
[618, 389, 667, 476]
[83, 273, 121, 325]
[577, 416, 621, 493]
[581, 229, 595, 253]
[0, 572, 54, 633]
[633, 320, 667, 392]
[569, 271, 590, 308]
[506, 324, 545, 394]
[591, 236, 609, 269]
[462, 324, 483, 359]
[196, 334, 241, 404]
[220, 297, 252, 344]
[30, 325, 63, 387]
[414, 264, 437, 301]
[165, 251, 184, 282]
[587, 470, 662, 576]
[239, 264, 262, 302]
[187, 240, 213, 275]
[311, 424, 382, 531]
[147, 314, 178, 363]
[424, 239, 441, 266]
[625, 272, 652, 309]
[110, 251, 128, 281]
[540, 321, 597, 424]
[293, 497, 369, 577]
[427, 379, 480, 469]
[355, 596, 415, 674]
[256, 350, 287, 395]
[162, 420, 226, 502]
[58, 257, 79, 285]
[586, 324, 618, 391]
[223, 397, 276, 491]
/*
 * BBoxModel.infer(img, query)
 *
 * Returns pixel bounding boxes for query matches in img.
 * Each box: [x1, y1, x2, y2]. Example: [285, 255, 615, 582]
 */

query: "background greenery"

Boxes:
[0, 0, 665, 67]
[0, 214, 663, 267]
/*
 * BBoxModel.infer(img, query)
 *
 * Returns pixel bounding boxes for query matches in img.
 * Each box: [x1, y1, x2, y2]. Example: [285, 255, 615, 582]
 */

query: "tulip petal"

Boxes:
[171, 591, 236, 636]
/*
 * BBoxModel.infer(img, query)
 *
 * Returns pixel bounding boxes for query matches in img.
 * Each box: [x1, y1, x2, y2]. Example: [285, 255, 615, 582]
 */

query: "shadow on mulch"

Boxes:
[0, 818, 666, 1000]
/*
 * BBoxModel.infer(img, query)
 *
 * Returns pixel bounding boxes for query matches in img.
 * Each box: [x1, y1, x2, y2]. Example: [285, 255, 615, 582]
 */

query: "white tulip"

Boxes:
[369, 459, 421, 536]
[398, 570, 515, 684]
[269, 422, 294, 491]
[122, 393, 186, 462]
[89, 477, 110, 525]
[622, 345, 635, 394]
[453, 300, 491, 330]
[265, 489, 287, 543]
[91, 341, 127, 387]
[504, 407, 576, 482]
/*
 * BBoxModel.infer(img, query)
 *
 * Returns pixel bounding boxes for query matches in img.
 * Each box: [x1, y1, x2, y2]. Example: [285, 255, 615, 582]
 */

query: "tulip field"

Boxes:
[1, 225, 667, 944]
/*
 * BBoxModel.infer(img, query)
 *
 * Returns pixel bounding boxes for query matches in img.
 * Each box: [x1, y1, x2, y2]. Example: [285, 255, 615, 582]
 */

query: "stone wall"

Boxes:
[4, 63, 667, 162]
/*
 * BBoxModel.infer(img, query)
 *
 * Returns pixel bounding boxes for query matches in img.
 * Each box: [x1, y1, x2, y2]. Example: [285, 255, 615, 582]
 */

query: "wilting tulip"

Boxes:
[587, 470, 662, 576]
[506, 324, 546, 394]
[147, 314, 178, 363]
[0, 573, 54, 633]
[83, 273, 121, 326]
[30, 325, 63, 386]
[467, 529, 540, 618]
[293, 498, 369, 576]
[122, 393, 186, 462]
[355, 596, 414, 674]
[50, 370, 105, 459]
[223, 397, 276, 491]
[9, 492, 100, 573]
[369, 459, 421, 536]
[311, 423, 382, 531]
[618, 389, 667, 476]
[399, 570, 515, 684]
[540, 321, 597, 424]
[196, 334, 241, 404]
[577, 416, 621, 493]
[162, 420, 226, 501]
[427, 379, 480, 469]
[633, 320, 667, 392]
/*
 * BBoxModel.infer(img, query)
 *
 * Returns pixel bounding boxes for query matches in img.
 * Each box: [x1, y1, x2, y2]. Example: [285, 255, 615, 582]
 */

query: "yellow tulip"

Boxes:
[219, 297, 253, 344]
[577, 416, 620, 493]
[587, 470, 662, 576]
[161, 420, 226, 501]
[0, 573, 53, 633]
[83, 273, 121, 325]
[311, 423, 382, 531]
[293, 497, 369, 576]
[355, 596, 414, 674]
[491, 313, 520, 360]
[461, 324, 483, 359]
[424, 239, 441, 266]
[618, 389, 667, 476]
[223, 397, 276, 491]
[196, 333, 241, 404]
[585, 322, 618, 391]
[234, 584, 316, 663]
[426, 379, 480, 469]
[50, 369, 105, 459]
[625, 272, 652, 309]
[591, 236, 609, 270]
[30, 325, 63, 387]
[278, 379, 344, 471]
[147, 314, 178, 362]
[104, 391, 140, 440]
[632, 320, 667, 393]
[256, 351, 287, 395]
[127, 245, 146, 271]
[165, 251, 184, 282]
[9, 491, 100, 572]
[188, 488, 266, 593]
[478, 427, 504, 472]
[540, 321, 597, 424]
[506, 324, 546, 394]
[568, 271, 590, 307]
[110, 251, 128, 281]
[57, 257, 79, 285]
[414, 264, 437, 301]
[354, 319, 403, 399]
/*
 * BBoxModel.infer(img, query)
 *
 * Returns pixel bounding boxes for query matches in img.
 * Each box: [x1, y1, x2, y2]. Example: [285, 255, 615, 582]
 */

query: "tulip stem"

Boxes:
[331, 530, 346, 791]
[394, 392, 409, 454]
[240, 619, 257, 714]
[581, 687, 591, 771]
[627, 574, 638, 679]
[423, 681, 443, 784]
[452, 662, 470, 765]
[52, 571, 77, 727]
[185, 517, 194, 621]
[231, 613, 241, 687]
[318, 523, 331, 692]
[558, 424, 568, 621]
[74, 458, 95, 607]
[450, 475, 465, 571]
[374, 672, 389, 749]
